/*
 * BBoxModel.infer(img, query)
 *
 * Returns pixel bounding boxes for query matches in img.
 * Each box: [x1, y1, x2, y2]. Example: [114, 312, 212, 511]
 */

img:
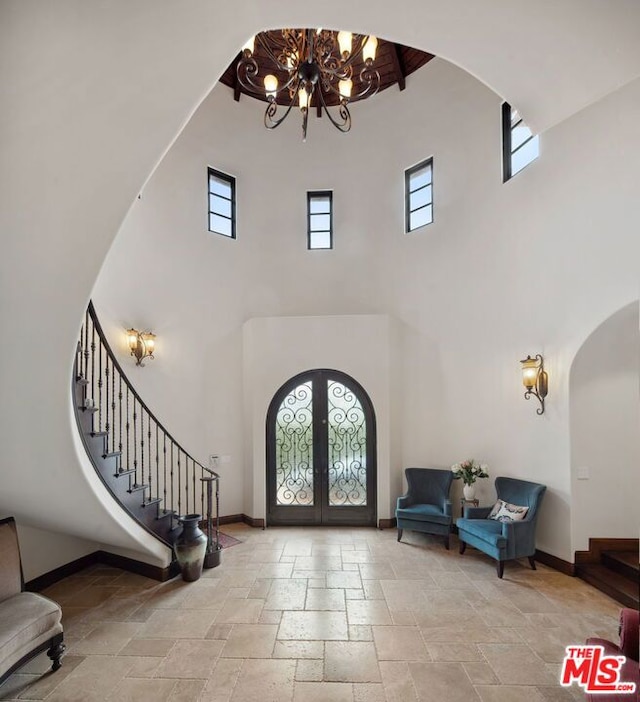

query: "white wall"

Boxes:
[570, 302, 640, 552]
[13, 523, 97, 583]
[243, 315, 394, 522]
[92, 56, 640, 561]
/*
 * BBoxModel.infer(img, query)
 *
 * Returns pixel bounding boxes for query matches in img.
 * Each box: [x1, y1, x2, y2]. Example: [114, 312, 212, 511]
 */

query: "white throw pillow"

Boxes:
[488, 499, 529, 523]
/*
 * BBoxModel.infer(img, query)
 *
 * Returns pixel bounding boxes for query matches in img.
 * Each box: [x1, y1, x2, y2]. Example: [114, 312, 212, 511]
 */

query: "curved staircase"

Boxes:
[73, 302, 220, 564]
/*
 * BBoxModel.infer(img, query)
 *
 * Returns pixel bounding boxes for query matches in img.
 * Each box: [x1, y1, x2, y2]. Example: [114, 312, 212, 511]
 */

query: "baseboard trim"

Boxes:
[25, 513, 272, 591]
[535, 549, 575, 577]
[25, 552, 100, 592]
[96, 550, 177, 582]
[26, 549, 176, 591]
[378, 518, 397, 530]
[242, 514, 265, 529]
[575, 538, 639, 565]
[218, 513, 265, 528]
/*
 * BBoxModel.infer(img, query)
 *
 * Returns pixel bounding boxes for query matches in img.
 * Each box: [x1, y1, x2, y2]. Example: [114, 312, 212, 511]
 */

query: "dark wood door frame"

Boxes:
[266, 369, 377, 527]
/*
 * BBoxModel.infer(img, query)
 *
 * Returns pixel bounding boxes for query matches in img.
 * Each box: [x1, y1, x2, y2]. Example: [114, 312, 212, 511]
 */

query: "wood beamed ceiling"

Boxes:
[219, 30, 435, 108]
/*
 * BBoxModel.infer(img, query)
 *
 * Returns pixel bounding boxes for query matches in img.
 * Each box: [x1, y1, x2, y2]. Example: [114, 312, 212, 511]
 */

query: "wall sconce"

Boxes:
[520, 354, 548, 415]
[127, 328, 156, 366]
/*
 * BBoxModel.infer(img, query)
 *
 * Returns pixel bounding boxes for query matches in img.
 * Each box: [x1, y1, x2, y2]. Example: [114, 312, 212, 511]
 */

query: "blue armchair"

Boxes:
[456, 476, 546, 578]
[396, 468, 454, 549]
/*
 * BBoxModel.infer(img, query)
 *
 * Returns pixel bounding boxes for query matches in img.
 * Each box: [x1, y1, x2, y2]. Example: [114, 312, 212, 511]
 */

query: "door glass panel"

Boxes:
[275, 381, 314, 505]
[327, 380, 367, 506]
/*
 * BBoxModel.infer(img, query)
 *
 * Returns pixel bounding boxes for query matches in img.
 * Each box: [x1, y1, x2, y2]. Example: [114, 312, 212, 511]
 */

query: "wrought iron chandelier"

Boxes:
[237, 29, 380, 141]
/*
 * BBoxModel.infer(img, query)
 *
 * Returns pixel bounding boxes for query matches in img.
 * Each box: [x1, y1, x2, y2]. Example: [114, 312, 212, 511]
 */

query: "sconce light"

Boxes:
[520, 354, 548, 415]
[127, 328, 156, 366]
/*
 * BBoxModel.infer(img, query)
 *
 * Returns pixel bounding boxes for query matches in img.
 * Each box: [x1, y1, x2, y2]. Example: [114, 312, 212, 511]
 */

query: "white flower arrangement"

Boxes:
[450, 459, 489, 486]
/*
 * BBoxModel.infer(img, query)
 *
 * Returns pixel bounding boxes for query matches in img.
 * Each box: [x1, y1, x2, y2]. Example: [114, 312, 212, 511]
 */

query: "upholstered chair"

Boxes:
[0, 517, 65, 687]
[396, 468, 454, 549]
[585, 608, 639, 701]
[456, 476, 546, 578]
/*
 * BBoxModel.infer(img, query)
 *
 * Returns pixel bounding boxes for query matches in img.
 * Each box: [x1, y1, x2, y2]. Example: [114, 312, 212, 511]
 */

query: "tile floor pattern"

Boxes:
[0, 524, 623, 701]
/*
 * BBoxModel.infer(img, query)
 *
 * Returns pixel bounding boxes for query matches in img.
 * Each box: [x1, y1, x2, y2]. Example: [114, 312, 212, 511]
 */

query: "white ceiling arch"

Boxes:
[215, 0, 640, 133]
[3, 0, 640, 345]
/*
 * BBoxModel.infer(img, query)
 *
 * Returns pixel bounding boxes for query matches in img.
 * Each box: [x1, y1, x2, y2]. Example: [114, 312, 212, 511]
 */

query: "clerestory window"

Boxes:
[405, 158, 433, 232]
[502, 103, 539, 181]
[307, 191, 333, 250]
[208, 167, 236, 238]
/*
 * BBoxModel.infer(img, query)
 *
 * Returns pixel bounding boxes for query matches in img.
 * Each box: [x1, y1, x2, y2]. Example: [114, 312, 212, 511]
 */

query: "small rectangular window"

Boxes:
[405, 159, 433, 232]
[208, 167, 236, 238]
[307, 191, 333, 250]
[502, 103, 539, 182]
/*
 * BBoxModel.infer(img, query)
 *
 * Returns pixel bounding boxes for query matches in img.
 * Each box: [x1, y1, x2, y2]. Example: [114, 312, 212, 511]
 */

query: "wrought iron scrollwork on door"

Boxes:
[275, 381, 314, 505]
[327, 380, 367, 506]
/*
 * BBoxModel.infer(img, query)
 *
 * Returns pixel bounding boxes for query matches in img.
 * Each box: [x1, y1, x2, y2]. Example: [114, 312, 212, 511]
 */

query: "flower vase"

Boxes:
[463, 484, 476, 501]
[174, 514, 207, 582]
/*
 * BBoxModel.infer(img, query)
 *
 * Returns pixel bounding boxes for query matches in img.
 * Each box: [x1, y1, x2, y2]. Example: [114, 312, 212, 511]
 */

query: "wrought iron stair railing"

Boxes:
[73, 302, 220, 560]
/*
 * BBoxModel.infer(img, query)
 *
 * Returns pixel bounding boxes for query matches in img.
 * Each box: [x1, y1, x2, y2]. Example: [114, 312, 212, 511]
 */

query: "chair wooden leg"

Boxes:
[459, 540, 466, 554]
[496, 561, 504, 579]
[47, 635, 66, 672]
[444, 534, 450, 550]
[397, 529, 403, 542]
[528, 556, 536, 570]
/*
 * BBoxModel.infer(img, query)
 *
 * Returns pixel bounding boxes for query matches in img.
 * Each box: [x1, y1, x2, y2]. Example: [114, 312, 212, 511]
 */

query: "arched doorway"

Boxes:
[266, 369, 377, 526]
[569, 301, 639, 553]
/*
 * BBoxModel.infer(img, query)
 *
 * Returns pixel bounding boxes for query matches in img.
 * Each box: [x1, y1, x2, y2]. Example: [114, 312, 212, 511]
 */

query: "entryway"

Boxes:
[266, 369, 376, 526]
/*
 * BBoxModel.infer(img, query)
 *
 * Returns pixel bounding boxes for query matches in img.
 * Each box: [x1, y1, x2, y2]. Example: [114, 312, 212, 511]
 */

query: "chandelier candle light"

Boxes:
[237, 29, 380, 141]
[451, 459, 489, 501]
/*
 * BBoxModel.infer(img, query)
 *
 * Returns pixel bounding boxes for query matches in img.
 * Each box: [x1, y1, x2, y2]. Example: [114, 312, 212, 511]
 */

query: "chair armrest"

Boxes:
[501, 519, 534, 536]
[501, 519, 536, 557]
[464, 506, 491, 519]
[397, 494, 412, 510]
[443, 499, 452, 518]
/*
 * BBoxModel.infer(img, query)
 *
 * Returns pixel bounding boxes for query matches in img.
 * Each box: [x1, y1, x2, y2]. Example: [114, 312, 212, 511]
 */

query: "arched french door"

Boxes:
[266, 369, 377, 526]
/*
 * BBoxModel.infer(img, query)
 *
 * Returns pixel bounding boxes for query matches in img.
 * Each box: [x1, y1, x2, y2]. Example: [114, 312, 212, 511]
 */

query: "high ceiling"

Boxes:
[218, 30, 435, 107]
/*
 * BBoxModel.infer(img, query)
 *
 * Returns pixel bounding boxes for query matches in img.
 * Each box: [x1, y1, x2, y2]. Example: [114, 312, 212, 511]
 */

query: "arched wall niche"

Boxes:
[242, 315, 401, 526]
[569, 300, 640, 554]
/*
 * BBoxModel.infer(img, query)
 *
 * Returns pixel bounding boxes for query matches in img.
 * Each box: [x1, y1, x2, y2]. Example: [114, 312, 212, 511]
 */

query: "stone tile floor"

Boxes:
[0, 524, 622, 701]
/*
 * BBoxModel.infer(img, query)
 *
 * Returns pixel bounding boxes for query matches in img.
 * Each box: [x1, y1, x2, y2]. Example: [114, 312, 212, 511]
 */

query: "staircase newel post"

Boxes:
[202, 475, 221, 569]
[215, 475, 220, 550]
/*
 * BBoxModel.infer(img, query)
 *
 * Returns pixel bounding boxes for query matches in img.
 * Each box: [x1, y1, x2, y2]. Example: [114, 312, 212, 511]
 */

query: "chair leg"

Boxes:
[496, 561, 504, 579]
[528, 556, 536, 570]
[459, 540, 466, 554]
[443, 533, 450, 550]
[47, 635, 66, 672]
[397, 529, 403, 542]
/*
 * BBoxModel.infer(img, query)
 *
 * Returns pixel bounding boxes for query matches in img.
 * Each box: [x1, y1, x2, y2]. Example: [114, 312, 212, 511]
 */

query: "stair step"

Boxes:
[76, 378, 89, 386]
[78, 405, 98, 413]
[601, 550, 639, 581]
[91, 431, 108, 438]
[142, 497, 162, 508]
[103, 451, 121, 460]
[157, 509, 176, 521]
[114, 468, 136, 477]
[128, 483, 149, 494]
[576, 563, 639, 609]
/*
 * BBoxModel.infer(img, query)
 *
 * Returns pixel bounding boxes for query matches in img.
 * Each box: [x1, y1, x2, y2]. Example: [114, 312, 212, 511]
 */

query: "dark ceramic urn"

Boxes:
[174, 514, 208, 582]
